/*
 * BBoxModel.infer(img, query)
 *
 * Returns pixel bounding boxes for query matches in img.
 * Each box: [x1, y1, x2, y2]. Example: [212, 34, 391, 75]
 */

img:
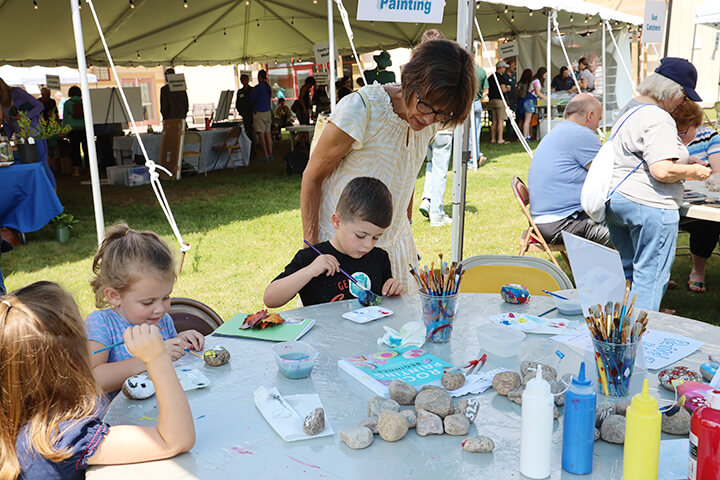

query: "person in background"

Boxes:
[250, 69, 274, 161]
[336, 76, 353, 101]
[0, 77, 55, 188]
[62, 86, 87, 177]
[503, 58, 518, 140]
[235, 74, 254, 141]
[528, 94, 610, 246]
[472, 51, 489, 168]
[551, 66, 577, 93]
[159, 68, 189, 122]
[605, 57, 711, 312]
[313, 85, 331, 115]
[520, 67, 547, 141]
[487, 60, 511, 144]
[671, 100, 720, 292]
[356, 77, 365, 88]
[275, 98, 293, 129]
[364, 51, 396, 85]
[293, 76, 316, 146]
[577, 57, 596, 93]
[39, 87, 58, 121]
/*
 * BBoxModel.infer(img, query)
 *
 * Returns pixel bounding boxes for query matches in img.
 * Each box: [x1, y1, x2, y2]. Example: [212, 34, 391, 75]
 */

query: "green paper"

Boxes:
[212, 313, 316, 342]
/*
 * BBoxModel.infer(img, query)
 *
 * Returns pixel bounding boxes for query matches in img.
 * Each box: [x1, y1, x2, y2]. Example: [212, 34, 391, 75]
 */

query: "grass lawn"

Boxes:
[4, 137, 719, 325]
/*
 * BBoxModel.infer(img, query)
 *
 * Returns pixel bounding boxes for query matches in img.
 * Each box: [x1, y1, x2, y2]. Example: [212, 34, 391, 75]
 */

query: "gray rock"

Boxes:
[339, 426, 374, 449]
[661, 408, 691, 435]
[303, 408, 325, 436]
[600, 414, 626, 444]
[550, 381, 565, 407]
[554, 405, 561, 419]
[492, 371, 522, 396]
[521, 361, 557, 384]
[596, 400, 616, 427]
[615, 400, 631, 417]
[457, 397, 481, 422]
[415, 387, 454, 418]
[367, 396, 400, 417]
[594, 428, 600, 441]
[400, 409, 417, 429]
[442, 371, 466, 391]
[389, 379, 417, 405]
[444, 413, 470, 435]
[462, 435, 495, 453]
[377, 410, 409, 442]
[416, 409, 444, 436]
[507, 385, 524, 405]
[358, 416, 378, 434]
[561, 373, 573, 385]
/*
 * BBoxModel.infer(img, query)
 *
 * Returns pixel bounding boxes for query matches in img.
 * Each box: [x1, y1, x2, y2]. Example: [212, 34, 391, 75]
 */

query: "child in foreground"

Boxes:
[264, 176, 406, 307]
[0, 281, 195, 480]
[86, 224, 204, 394]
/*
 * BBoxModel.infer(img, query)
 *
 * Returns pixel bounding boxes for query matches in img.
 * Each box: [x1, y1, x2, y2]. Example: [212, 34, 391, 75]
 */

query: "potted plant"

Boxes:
[51, 213, 79, 243]
[13, 112, 70, 164]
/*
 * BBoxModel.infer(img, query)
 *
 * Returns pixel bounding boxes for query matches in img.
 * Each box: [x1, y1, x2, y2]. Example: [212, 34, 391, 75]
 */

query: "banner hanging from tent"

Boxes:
[356, 0, 444, 24]
[642, 0, 665, 44]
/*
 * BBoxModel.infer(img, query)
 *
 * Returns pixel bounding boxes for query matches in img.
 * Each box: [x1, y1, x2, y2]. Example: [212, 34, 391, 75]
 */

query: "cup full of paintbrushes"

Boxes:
[585, 290, 649, 397]
[411, 254, 463, 343]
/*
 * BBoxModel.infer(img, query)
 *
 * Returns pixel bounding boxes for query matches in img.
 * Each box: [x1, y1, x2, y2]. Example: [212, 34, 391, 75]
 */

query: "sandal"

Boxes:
[497, 140, 510, 145]
[687, 279, 707, 293]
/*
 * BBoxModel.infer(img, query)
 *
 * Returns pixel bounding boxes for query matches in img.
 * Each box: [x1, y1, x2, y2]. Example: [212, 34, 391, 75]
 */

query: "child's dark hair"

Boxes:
[90, 223, 176, 308]
[336, 177, 393, 228]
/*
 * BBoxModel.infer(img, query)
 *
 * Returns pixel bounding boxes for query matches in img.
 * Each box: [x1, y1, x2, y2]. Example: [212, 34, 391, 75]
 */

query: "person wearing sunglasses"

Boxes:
[301, 38, 476, 292]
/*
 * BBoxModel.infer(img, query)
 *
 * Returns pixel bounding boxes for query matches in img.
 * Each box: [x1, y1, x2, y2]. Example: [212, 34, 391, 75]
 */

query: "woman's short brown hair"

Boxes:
[401, 39, 477, 127]
[670, 99, 704, 130]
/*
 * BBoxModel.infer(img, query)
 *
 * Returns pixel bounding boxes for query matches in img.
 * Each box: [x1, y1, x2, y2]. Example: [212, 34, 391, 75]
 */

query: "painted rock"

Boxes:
[389, 379, 417, 405]
[442, 371, 466, 391]
[700, 362, 719, 382]
[661, 408, 691, 435]
[122, 374, 155, 400]
[415, 387, 454, 418]
[358, 416, 378, 434]
[462, 436, 495, 453]
[457, 397, 481, 422]
[416, 409, 444, 436]
[400, 409, 417, 429]
[658, 366, 702, 391]
[600, 414, 626, 444]
[303, 408, 325, 436]
[500, 283, 530, 304]
[444, 413, 470, 435]
[367, 396, 400, 417]
[203, 347, 230, 367]
[594, 428, 600, 441]
[339, 427, 373, 449]
[492, 371, 522, 396]
[596, 400, 616, 427]
[377, 410, 409, 442]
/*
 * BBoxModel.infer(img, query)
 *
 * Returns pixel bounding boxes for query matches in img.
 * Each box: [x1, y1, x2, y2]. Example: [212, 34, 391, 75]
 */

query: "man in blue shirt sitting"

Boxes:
[528, 93, 611, 246]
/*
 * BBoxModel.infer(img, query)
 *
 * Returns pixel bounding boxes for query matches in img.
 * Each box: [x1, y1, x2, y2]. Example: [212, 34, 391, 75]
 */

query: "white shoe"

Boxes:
[419, 198, 430, 218]
[430, 214, 453, 227]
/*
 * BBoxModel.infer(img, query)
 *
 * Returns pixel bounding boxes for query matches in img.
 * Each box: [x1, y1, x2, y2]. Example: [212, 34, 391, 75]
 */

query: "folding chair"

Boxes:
[459, 254, 574, 296]
[511, 176, 569, 269]
[211, 126, 245, 170]
[182, 131, 207, 176]
[168, 297, 224, 336]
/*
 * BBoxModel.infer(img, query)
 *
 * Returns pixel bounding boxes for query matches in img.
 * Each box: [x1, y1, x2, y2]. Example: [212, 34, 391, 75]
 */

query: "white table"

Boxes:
[87, 294, 718, 480]
[284, 124, 316, 151]
[112, 127, 252, 173]
[681, 179, 720, 222]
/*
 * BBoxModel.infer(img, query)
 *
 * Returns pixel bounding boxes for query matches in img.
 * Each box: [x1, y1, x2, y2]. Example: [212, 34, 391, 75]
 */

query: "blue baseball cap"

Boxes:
[654, 57, 702, 102]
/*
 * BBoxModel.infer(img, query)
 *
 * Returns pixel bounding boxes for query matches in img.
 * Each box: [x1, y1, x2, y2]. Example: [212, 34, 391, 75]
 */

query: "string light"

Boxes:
[193, 36, 197, 43]
[257, 18, 260, 27]
[570, 14, 574, 22]
[223, 28, 227, 36]
[164, 43, 167, 51]
[183, 0, 188, 8]
[313, 0, 317, 3]
[496, 14, 500, 22]
[137, 50, 141, 60]
[475, 3, 479, 9]
[584, 14, 588, 23]
[78, 0, 81, 9]
[511, 10, 514, 22]
[529, 10, 533, 16]
[129, 0, 135, 8]
[33, 0, 38, 10]
[291, 16, 294, 24]
[503, 6, 508, 13]
[245, 0, 249, 5]
[274, 59, 278, 65]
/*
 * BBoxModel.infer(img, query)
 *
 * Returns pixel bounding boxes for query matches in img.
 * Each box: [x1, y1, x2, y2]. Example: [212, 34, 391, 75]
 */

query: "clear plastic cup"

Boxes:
[591, 337, 641, 397]
[419, 292, 458, 343]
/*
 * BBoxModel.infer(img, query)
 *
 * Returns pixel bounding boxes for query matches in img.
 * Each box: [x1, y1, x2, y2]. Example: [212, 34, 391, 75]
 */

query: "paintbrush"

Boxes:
[92, 340, 124, 355]
[186, 349, 203, 358]
[605, 301, 614, 341]
[619, 281, 631, 332]
[626, 293, 638, 318]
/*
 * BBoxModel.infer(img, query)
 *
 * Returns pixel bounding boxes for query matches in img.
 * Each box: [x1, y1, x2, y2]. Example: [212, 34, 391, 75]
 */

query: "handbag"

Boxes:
[580, 104, 654, 223]
[309, 88, 370, 156]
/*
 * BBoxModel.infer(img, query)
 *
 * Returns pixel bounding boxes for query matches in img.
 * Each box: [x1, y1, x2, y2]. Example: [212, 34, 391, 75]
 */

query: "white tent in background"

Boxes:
[696, 1, 720, 30]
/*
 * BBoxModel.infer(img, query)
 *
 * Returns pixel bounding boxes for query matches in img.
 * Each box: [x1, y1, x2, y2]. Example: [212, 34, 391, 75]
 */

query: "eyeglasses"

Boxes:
[415, 93, 454, 124]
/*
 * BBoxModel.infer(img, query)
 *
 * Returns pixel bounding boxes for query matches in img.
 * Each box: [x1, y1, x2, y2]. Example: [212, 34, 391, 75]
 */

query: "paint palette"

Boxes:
[342, 306, 394, 324]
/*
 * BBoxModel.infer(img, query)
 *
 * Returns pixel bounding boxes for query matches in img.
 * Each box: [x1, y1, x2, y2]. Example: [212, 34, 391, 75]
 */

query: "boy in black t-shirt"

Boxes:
[264, 177, 406, 307]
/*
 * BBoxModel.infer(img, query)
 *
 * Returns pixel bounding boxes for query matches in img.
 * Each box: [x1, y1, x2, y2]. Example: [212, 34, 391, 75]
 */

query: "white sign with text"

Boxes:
[313, 42, 339, 66]
[498, 40, 519, 58]
[643, 0, 666, 44]
[45, 75, 61, 90]
[357, 0, 444, 24]
[313, 72, 329, 86]
[166, 73, 187, 92]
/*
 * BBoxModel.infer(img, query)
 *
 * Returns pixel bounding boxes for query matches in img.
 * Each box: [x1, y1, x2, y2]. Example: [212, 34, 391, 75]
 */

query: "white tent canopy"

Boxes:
[696, 1, 720, 30]
[0, 66, 97, 86]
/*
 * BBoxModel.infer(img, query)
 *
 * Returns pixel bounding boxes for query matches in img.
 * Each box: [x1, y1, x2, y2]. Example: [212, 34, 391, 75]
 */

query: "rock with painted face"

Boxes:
[122, 374, 156, 400]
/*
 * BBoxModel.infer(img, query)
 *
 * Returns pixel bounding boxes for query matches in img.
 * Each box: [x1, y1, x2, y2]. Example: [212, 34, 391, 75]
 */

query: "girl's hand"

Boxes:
[308, 254, 340, 278]
[124, 324, 166, 364]
[382, 278, 407, 296]
[163, 336, 186, 362]
[177, 330, 205, 351]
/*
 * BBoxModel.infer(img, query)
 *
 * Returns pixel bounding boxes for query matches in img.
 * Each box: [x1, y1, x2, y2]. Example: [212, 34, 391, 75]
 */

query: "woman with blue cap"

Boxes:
[605, 57, 712, 312]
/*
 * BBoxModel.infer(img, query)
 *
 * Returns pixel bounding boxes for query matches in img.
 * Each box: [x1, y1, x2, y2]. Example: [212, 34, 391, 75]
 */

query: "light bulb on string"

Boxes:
[129, 0, 135, 8]
[291, 17, 294, 24]
[245, 0, 249, 4]
[529, 10, 532, 16]
[33, 0, 38, 10]
[475, 3, 479, 10]
[183, 0, 188, 8]
[313, 0, 317, 3]
[78, 0, 81, 9]
[257, 19, 260, 27]
[570, 14, 574, 22]
[584, 14, 588, 23]
[223, 28, 227, 36]
[503, 6, 508, 13]
[496, 14, 500, 22]
[137, 51, 141, 60]
[510, 11, 514, 22]
[164, 44, 167, 51]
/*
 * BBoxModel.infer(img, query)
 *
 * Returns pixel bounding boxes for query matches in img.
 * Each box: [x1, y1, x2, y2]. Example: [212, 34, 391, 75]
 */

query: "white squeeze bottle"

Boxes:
[520, 366, 554, 479]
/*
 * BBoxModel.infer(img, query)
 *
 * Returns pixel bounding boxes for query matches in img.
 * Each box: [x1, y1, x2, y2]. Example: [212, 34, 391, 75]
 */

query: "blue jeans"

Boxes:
[421, 132, 453, 219]
[605, 194, 679, 312]
[472, 99, 484, 162]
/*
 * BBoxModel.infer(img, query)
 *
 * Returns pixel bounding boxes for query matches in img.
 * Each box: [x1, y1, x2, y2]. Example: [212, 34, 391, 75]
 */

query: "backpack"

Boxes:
[580, 104, 654, 222]
[72, 101, 84, 119]
[284, 150, 309, 175]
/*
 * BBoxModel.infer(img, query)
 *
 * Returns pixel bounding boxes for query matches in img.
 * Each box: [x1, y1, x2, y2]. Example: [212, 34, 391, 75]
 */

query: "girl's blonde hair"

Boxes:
[0, 282, 100, 480]
[91, 223, 176, 308]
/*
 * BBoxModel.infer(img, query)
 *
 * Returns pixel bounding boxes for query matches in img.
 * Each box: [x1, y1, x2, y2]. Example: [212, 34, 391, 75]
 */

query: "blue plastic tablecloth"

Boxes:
[0, 163, 62, 232]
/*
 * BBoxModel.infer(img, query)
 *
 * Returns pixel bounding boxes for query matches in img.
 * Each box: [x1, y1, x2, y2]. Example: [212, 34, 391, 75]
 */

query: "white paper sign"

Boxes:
[498, 40, 519, 58]
[313, 42, 338, 66]
[45, 75, 61, 90]
[166, 73, 186, 92]
[313, 72, 329, 86]
[357, 0, 444, 24]
[643, 0, 666, 44]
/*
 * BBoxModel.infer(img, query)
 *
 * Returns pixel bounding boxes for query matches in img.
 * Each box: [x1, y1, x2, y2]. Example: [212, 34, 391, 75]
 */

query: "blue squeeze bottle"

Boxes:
[562, 362, 596, 474]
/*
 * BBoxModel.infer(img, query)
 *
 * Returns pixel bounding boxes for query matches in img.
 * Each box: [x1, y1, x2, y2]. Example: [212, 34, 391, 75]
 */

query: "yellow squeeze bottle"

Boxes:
[623, 379, 661, 480]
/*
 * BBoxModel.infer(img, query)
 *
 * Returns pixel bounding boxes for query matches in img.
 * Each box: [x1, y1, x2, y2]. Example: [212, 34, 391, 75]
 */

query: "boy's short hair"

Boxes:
[336, 177, 393, 228]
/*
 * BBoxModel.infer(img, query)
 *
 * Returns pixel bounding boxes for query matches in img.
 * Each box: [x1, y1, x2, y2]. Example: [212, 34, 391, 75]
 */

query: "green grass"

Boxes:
[4, 138, 719, 324]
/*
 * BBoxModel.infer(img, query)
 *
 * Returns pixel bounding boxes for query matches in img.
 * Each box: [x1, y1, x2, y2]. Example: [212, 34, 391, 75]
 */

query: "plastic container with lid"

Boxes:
[551, 289, 583, 315]
[689, 389, 720, 479]
[520, 366, 554, 479]
[623, 379, 661, 480]
[272, 341, 318, 379]
[562, 362, 596, 474]
[476, 323, 525, 358]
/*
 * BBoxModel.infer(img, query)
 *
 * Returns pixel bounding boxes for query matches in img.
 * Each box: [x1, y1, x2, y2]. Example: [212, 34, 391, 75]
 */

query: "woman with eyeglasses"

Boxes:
[300, 39, 476, 291]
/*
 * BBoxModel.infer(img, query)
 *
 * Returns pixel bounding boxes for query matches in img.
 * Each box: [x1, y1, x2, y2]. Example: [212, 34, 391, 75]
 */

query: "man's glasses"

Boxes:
[416, 93, 454, 124]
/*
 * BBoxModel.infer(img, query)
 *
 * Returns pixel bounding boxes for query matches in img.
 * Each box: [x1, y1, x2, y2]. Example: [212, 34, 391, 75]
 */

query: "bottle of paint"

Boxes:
[562, 362, 596, 474]
[689, 389, 720, 479]
[520, 366, 554, 479]
[623, 379, 661, 480]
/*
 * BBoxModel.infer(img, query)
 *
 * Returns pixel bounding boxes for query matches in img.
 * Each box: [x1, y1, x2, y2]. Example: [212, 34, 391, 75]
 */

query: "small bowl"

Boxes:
[476, 323, 525, 358]
[272, 341, 318, 379]
[551, 289, 583, 315]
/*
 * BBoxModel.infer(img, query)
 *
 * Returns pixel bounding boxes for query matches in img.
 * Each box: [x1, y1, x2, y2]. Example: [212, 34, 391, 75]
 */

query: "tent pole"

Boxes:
[691, 23, 697, 63]
[546, 10, 552, 136]
[328, 0, 337, 109]
[602, 20, 607, 137]
[70, 0, 105, 246]
[451, 0, 472, 264]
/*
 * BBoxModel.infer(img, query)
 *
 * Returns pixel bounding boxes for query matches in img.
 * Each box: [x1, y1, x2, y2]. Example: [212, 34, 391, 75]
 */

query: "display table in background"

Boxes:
[87, 294, 715, 479]
[0, 163, 62, 232]
[681, 179, 720, 222]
